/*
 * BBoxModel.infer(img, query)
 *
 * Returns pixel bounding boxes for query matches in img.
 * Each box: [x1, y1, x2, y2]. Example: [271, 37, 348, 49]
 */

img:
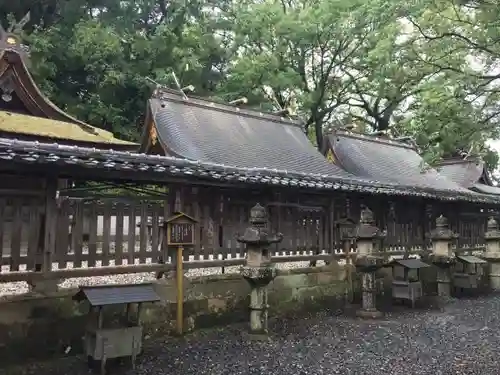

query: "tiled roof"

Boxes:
[472, 183, 500, 195]
[149, 90, 352, 177]
[436, 158, 500, 195]
[73, 283, 160, 306]
[0, 137, 498, 203]
[436, 158, 485, 188]
[0, 111, 136, 147]
[392, 258, 430, 269]
[327, 131, 472, 194]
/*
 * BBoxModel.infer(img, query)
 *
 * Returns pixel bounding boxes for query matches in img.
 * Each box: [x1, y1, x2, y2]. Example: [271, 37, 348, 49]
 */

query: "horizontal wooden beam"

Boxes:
[0, 254, 345, 282]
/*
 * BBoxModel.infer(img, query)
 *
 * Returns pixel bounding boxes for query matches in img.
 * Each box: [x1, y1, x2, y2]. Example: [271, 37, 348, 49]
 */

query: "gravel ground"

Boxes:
[4, 295, 500, 375]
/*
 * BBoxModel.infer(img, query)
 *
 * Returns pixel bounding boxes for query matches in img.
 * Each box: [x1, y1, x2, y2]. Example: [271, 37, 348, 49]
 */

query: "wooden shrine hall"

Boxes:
[0, 21, 498, 282]
[318, 128, 500, 249]
[2, 14, 500, 370]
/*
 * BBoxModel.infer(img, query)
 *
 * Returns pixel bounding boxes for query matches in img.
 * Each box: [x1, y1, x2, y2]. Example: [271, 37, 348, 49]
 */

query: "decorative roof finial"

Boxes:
[0, 12, 30, 58]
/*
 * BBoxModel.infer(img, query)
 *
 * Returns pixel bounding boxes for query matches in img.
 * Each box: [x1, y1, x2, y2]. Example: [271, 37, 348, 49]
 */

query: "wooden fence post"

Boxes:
[43, 176, 58, 273]
[30, 176, 58, 293]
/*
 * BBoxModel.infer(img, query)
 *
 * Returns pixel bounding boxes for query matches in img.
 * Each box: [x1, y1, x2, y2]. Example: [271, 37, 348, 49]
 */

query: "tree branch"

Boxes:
[407, 16, 500, 58]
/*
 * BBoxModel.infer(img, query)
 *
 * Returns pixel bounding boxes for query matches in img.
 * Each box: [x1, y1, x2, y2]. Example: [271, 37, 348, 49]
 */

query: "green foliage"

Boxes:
[399, 0, 500, 166]
[223, 0, 404, 147]
[2, 0, 499, 168]
[18, 0, 232, 141]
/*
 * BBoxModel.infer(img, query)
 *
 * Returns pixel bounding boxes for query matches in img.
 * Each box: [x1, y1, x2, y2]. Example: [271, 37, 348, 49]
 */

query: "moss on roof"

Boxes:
[0, 110, 137, 145]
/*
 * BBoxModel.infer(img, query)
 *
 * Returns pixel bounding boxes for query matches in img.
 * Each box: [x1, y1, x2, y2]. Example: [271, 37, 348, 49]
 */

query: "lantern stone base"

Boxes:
[355, 270, 383, 319]
[354, 254, 385, 273]
[356, 308, 383, 319]
[439, 270, 453, 297]
[241, 265, 277, 286]
[487, 261, 500, 291]
[354, 254, 385, 319]
[241, 265, 277, 338]
[242, 331, 272, 342]
[428, 254, 455, 266]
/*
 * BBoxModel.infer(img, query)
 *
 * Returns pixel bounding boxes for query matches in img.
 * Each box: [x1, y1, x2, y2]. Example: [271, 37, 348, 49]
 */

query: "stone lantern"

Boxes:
[238, 203, 283, 339]
[483, 216, 500, 290]
[351, 206, 386, 319]
[428, 215, 457, 297]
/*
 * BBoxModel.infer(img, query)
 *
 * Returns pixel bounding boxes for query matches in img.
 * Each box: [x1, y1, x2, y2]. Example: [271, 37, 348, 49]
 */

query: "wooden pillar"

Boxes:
[328, 198, 334, 257]
[156, 184, 176, 279]
[43, 176, 58, 273]
[423, 202, 433, 250]
[30, 176, 58, 293]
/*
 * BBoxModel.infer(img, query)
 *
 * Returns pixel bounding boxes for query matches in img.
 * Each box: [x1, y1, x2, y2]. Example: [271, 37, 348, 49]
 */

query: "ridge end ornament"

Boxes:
[326, 149, 336, 164]
[1, 11, 31, 56]
[149, 123, 158, 146]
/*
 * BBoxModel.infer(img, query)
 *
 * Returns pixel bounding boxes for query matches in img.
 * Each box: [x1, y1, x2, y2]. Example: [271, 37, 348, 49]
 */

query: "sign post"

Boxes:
[164, 212, 197, 335]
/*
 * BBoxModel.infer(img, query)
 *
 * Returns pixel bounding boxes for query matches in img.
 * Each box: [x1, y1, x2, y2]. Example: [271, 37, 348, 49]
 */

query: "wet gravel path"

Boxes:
[4, 295, 500, 375]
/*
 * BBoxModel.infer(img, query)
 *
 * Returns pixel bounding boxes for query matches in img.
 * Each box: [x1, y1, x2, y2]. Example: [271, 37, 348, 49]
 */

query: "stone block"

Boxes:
[271, 273, 312, 290]
[489, 263, 500, 291]
[207, 298, 228, 313]
[316, 271, 342, 285]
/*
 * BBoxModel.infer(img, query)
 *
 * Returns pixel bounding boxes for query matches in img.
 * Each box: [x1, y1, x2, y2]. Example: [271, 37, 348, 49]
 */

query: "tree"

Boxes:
[397, 0, 500, 167]
[340, 19, 451, 132]
[15, 0, 233, 140]
[221, 0, 405, 148]
[391, 75, 499, 167]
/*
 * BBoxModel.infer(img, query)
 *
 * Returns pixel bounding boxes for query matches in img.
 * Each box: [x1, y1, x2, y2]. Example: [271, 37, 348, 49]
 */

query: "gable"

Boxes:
[325, 148, 336, 164]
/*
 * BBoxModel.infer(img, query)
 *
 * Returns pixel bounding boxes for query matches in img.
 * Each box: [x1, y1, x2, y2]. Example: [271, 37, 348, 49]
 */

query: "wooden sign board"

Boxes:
[165, 212, 197, 246]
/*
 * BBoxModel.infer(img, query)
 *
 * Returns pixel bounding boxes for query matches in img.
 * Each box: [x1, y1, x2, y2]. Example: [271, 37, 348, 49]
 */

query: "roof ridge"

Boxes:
[331, 129, 417, 150]
[436, 158, 483, 166]
[151, 88, 303, 128]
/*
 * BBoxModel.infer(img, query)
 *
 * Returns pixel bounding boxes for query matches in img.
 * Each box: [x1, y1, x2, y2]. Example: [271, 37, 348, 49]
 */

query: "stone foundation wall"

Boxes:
[0, 262, 356, 365]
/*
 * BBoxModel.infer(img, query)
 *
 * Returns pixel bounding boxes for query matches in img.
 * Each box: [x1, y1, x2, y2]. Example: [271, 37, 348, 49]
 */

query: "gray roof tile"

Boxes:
[73, 283, 160, 306]
[150, 92, 353, 178]
[0, 137, 498, 203]
[328, 131, 471, 193]
[436, 158, 500, 195]
[471, 183, 500, 195]
[435, 159, 484, 188]
[456, 255, 487, 264]
[392, 258, 430, 269]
